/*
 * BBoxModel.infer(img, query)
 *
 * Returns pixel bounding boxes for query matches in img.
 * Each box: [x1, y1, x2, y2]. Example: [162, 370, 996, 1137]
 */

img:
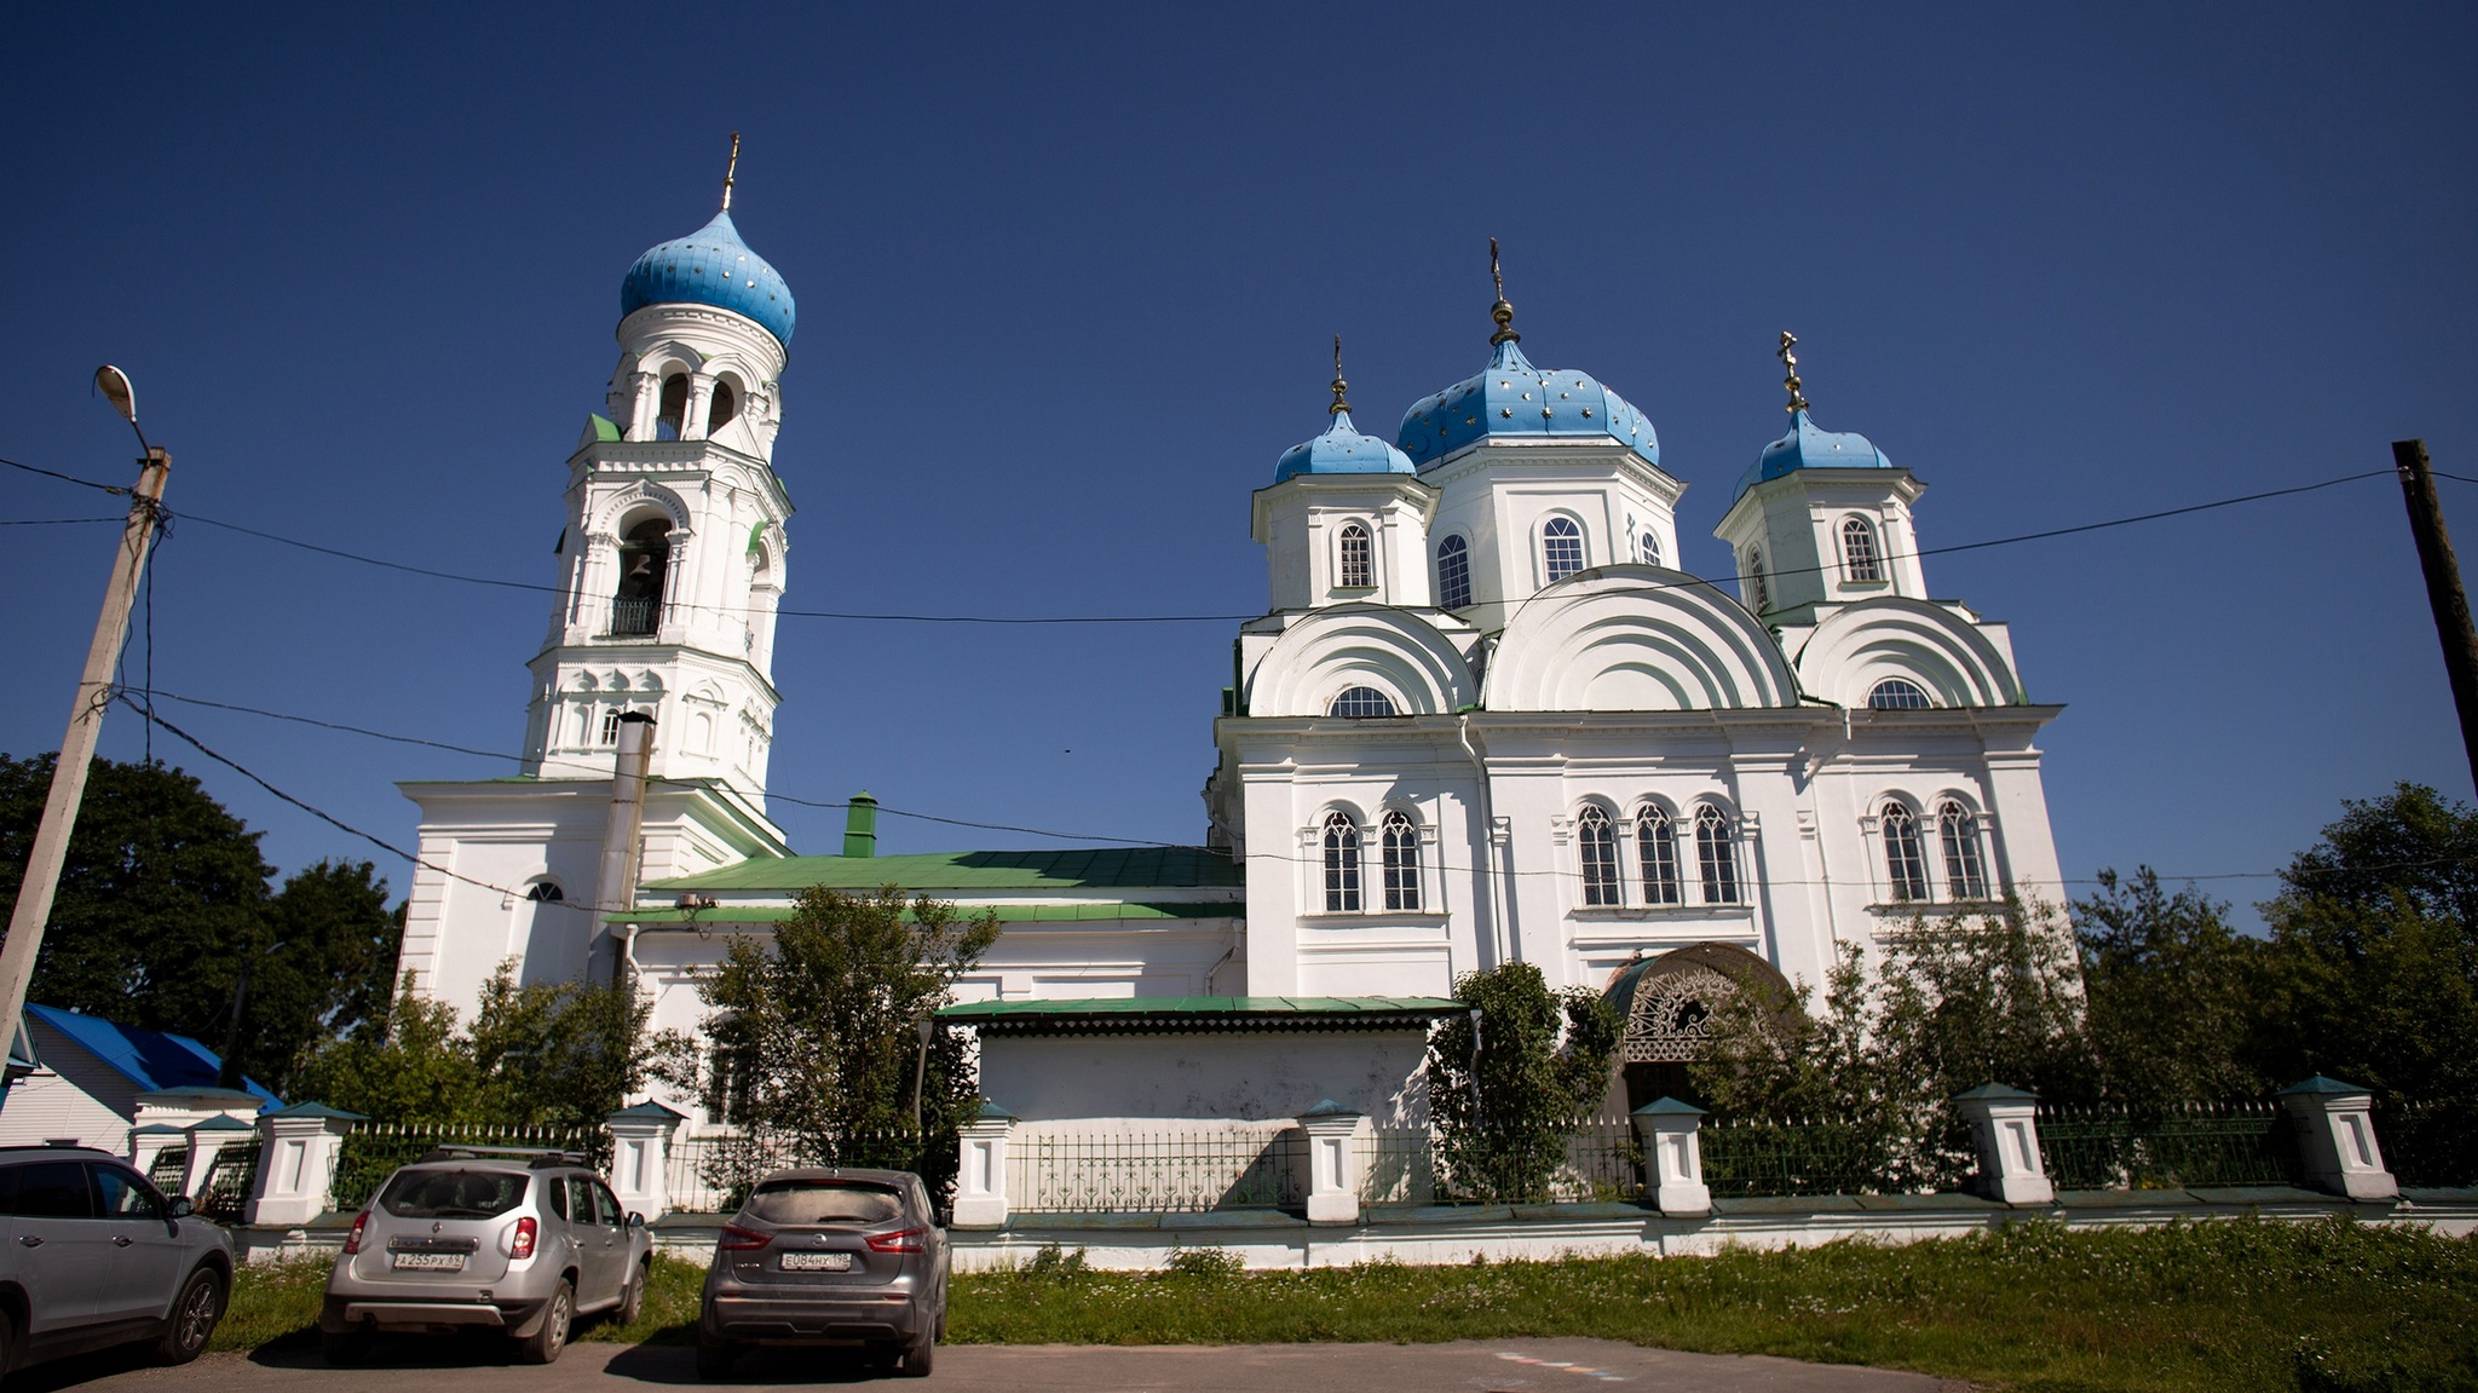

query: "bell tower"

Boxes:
[519, 135, 797, 807]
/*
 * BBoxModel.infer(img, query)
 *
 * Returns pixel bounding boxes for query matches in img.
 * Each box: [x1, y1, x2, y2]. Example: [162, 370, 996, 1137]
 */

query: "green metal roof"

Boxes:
[935, 995, 1464, 1035]
[646, 847, 1243, 893]
[627, 900, 1236, 926]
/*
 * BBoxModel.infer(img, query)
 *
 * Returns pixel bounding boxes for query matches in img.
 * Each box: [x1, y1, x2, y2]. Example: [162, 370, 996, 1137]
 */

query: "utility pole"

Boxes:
[0, 435, 172, 1042]
[2394, 439, 2478, 793]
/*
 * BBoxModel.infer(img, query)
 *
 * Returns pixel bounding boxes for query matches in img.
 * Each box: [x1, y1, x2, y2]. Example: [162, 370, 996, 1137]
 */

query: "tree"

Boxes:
[1423, 962, 1620, 1202]
[0, 754, 405, 1099]
[296, 963, 675, 1130]
[682, 887, 999, 1198]
[2072, 868, 2269, 1112]
[1690, 901, 2093, 1190]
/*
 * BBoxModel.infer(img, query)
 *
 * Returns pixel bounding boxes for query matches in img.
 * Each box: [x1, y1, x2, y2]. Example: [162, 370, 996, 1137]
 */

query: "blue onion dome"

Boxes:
[1274, 409, 1416, 482]
[1396, 337, 1660, 469]
[1274, 341, 1417, 482]
[1734, 408, 1894, 502]
[619, 210, 796, 347]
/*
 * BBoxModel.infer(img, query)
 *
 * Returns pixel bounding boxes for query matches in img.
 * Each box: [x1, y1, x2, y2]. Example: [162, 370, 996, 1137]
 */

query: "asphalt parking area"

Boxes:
[8, 1336, 1965, 1392]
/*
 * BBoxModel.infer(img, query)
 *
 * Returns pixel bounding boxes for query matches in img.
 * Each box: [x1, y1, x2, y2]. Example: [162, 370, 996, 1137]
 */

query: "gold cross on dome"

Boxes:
[1777, 329, 1809, 413]
[721, 132, 741, 211]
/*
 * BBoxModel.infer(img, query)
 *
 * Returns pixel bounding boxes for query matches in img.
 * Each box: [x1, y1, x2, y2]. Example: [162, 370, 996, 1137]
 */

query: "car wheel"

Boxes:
[695, 1332, 737, 1379]
[0, 1306, 18, 1376]
[154, 1265, 225, 1365]
[617, 1261, 647, 1325]
[320, 1328, 373, 1366]
[902, 1324, 935, 1378]
[517, 1279, 572, 1365]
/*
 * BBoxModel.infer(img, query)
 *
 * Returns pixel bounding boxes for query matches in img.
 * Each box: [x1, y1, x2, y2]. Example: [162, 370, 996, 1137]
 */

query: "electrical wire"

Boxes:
[117, 684, 2466, 896]
[0, 517, 124, 526]
[0, 454, 128, 495]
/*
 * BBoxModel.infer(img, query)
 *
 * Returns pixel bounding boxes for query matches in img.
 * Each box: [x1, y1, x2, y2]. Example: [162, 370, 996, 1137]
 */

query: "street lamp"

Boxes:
[0, 370, 176, 1059]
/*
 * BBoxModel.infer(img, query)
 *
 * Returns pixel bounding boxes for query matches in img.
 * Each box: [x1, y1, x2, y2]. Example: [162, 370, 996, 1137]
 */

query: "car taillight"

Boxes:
[718, 1224, 772, 1252]
[865, 1228, 927, 1254]
[342, 1211, 369, 1255]
[511, 1215, 538, 1261]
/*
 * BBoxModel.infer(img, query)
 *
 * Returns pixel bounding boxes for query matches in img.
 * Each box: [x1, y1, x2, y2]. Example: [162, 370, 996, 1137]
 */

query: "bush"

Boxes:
[1161, 1245, 1243, 1279]
[1020, 1242, 1090, 1279]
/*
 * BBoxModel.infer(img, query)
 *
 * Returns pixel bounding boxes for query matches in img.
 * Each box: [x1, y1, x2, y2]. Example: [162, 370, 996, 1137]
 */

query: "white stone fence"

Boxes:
[187, 1076, 2411, 1241]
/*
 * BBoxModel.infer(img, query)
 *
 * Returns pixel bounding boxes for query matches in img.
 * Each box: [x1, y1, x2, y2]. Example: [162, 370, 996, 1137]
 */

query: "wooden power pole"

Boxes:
[2393, 438, 2478, 793]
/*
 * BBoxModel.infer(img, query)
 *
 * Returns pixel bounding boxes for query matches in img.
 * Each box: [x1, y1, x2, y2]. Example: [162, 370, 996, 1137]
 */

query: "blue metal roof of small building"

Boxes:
[1395, 339, 1660, 470]
[619, 210, 796, 347]
[1734, 409, 1894, 503]
[1274, 409, 1417, 483]
[23, 1004, 278, 1109]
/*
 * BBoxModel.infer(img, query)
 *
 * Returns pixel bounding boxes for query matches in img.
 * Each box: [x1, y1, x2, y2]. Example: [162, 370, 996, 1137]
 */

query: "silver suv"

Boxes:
[696, 1167, 949, 1379]
[0, 1145, 233, 1378]
[320, 1146, 652, 1365]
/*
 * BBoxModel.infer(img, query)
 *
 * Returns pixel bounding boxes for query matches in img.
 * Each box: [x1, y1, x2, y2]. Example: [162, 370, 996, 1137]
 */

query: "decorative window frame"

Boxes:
[1931, 790, 1999, 903]
[1875, 796, 1933, 904]
[1538, 513, 1588, 589]
[1692, 800, 1752, 906]
[1571, 800, 1624, 909]
[1839, 514, 1887, 585]
[1435, 533, 1473, 610]
[1334, 518, 1377, 593]
[1743, 547, 1769, 614]
[1298, 801, 1444, 921]
[1631, 798, 1685, 906]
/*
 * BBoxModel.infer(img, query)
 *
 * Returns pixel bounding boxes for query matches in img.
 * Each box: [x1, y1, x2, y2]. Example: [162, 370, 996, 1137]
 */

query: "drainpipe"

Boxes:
[595, 713, 656, 983]
[1457, 713, 1509, 970]
[1202, 929, 1240, 996]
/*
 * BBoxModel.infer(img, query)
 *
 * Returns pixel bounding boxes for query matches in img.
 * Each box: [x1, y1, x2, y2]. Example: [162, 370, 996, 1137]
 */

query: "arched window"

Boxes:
[1841, 517, 1884, 582]
[1381, 810, 1421, 911]
[1436, 535, 1471, 610]
[1636, 806, 1681, 905]
[1868, 678, 1934, 710]
[1542, 516, 1585, 584]
[1321, 812, 1361, 913]
[1939, 801, 1989, 900]
[599, 708, 622, 746]
[1577, 806, 1620, 907]
[1882, 802, 1930, 901]
[1695, 804, 1741, 904]
[525, 880, 564, 904]
[1638, 530, 1662, 567]
[1744, 548, 1768, 614]
[612, 518, 671, 637]
[1337, 523, 1373, 589]
[656, 373, 690, 440]
[1329, 686, 1397, 719]
[707, 379, 741, 433]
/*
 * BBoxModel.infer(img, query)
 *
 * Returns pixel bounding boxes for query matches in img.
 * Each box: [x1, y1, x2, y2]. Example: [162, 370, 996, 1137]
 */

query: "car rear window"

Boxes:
[745, 1179, 904, 1225]
[378, 1168, 530, 1219]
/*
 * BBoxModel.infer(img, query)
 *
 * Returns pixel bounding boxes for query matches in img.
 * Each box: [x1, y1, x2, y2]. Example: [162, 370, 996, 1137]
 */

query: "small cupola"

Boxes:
[618, 135, 797, 349]
[1253, 338, 1438, 611]
[1274, 336, 1418, 481]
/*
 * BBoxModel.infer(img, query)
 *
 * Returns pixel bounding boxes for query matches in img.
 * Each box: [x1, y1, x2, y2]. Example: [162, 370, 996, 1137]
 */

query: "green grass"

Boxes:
[214, 1220, 2478, 1392]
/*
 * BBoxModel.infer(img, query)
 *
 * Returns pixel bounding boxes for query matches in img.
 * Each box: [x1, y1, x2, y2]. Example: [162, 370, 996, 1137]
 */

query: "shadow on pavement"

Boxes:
[602, 1342, 903, 1385]
[245, 1328, 521, 1370]
[1, 1344, 159, 1392]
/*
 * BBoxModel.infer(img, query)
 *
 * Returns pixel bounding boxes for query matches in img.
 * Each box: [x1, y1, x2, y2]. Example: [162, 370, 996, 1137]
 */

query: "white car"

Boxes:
[0, 1145, 233, 1377]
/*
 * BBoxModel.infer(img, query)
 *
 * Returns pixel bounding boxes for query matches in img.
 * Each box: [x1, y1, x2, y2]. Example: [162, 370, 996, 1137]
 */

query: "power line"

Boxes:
[5, 450, 2411, 626]
[0, 517, 123, 527]
[0, 454, 128, 495]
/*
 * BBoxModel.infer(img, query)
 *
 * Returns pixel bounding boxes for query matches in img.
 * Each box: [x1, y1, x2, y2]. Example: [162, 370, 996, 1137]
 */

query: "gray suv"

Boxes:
[697, 1167, 948, 1379]
[320, 1146, 651, 1365]
[0, 1145, 233, 1378]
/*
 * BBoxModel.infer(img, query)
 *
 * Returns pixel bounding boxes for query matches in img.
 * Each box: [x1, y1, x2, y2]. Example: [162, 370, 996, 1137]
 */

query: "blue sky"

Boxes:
[3, 2, 2473, 929]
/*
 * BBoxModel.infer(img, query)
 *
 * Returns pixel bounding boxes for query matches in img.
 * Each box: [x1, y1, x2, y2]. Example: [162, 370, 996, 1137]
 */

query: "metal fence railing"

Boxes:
[2036, 1103, 2303, 1190]
[332, 1121, 599, 1212]
[661, 1129, 932, 1214]
[1700, 1117, 1890, 1198]
[197, 1141, 261, 1221]
[1356, 1118, 1644, 1206]
[2379, 1099, 2477, 1189]
[146, 1147, 190, 1195]
[1009, 1123, 1301, 1214]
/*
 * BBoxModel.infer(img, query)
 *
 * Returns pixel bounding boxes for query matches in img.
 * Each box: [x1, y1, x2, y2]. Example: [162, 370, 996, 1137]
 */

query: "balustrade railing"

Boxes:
[2036, 1102, 2302, 1190]
[608, 596, 659, 637]
[1009, 1123, 1301, 1214]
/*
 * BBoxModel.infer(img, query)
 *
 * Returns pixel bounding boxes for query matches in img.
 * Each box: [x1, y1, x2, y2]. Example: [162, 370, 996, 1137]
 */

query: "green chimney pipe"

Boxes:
[843, 790, 878, 858]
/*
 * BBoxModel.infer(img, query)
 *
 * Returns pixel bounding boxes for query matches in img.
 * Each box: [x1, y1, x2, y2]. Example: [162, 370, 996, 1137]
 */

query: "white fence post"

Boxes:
[1632, 1098, 1711, 1216]
[2278, 1076, 2398, 1202]
[1297, 1099, 1368, 1226]
[244, 1103, 363, 1226]
[1953, 1083, 2054, 1206]
[129, 1124, 185, 1181]
[951, 1100, 1015, 1229]
[179, 1117, 252, 1203]
[606, 1100, 686, 1221]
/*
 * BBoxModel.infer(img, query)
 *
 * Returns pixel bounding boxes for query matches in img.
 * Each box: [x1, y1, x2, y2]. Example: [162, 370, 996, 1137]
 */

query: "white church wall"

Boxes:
[977, 1031, 1429, 1127]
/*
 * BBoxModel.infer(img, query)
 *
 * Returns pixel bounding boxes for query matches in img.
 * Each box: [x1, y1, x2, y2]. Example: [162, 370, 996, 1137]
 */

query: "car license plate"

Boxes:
[392, 1252, 466, 1272]
[780, 1251, 853, 1272]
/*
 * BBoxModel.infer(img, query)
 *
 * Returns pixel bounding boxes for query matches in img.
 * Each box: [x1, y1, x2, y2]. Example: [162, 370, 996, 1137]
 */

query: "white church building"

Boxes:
[393, 174, 2065, 1126]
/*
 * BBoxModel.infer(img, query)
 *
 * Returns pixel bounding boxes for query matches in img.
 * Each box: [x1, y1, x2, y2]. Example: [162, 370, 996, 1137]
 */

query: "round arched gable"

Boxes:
[1486, 568, 1800, 712]
[1246, 606, 1477, 718]
[1795, 598, 2023, 709]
